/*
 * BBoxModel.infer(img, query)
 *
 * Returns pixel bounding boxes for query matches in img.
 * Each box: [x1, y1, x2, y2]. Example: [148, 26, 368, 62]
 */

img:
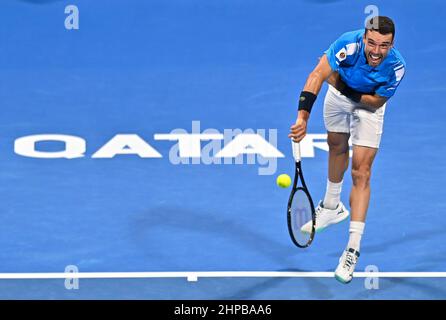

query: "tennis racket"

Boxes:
[287, 140, 316, 248]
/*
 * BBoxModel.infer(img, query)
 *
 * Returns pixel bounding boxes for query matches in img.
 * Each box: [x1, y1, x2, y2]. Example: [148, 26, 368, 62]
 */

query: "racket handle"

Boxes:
[291, 140, 301, 162]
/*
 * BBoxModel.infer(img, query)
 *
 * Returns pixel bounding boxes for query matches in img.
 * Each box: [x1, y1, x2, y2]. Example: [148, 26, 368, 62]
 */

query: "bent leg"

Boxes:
[327, 132, 350, 183]
[350, 145, 378, 222]
[322, 132, 350, 209]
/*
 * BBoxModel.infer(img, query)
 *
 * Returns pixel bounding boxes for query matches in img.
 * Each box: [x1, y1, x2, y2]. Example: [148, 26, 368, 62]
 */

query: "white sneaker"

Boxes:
[334, 248, 360, 284]
[300, 201, 349, 234]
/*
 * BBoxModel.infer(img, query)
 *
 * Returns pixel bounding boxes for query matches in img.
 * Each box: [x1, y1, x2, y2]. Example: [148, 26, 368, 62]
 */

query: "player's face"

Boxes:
[363, 30, 394, 67]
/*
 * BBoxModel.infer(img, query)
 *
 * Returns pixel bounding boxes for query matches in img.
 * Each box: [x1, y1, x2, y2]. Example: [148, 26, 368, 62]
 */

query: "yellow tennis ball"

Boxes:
[276, 174, 292, 188]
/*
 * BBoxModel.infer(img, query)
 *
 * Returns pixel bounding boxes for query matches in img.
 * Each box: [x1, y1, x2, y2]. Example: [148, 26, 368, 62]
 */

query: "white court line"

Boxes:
[0, 271, 445, 280]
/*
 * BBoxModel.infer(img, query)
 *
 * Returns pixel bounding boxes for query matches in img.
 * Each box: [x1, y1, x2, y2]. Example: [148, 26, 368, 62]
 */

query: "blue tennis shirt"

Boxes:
[325, 29, 406, 98]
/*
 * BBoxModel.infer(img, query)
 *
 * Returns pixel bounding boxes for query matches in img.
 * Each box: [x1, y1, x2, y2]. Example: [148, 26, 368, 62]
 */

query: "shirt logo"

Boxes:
[335, 48, 348, 62]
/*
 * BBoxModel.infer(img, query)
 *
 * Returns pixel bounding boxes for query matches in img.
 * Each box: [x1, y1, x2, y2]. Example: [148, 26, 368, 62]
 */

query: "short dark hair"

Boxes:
[365, 16, 395, 40]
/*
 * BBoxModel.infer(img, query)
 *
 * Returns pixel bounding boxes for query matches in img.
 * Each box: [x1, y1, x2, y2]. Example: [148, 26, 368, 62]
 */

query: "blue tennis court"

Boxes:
[0, 0, 445, 299]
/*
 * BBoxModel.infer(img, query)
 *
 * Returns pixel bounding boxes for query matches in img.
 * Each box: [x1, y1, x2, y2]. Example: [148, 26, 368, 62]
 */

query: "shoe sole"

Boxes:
[335, 274, 352, 284]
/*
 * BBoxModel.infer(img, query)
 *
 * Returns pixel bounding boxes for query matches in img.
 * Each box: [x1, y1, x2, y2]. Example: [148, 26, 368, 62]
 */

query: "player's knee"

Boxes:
[328, 134, 349, 155]
[351, 167, 371, 188]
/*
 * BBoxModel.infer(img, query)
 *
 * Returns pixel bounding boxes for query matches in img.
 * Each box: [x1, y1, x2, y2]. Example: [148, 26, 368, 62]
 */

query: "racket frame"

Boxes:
[287, 142, 316, 248]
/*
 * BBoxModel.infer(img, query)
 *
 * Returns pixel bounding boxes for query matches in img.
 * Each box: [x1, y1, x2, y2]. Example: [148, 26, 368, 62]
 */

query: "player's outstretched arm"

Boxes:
[289, 55, 333, 142]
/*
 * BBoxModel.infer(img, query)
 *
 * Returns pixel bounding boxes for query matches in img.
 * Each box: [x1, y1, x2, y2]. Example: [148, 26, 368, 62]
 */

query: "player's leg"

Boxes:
[324, 131, 350, 209]
[335, 145, 377, 284]
[301, 86, 351, 233]
[308, 132, 351, 231]
[349, 145, 378, 224]
[322, 86, 351, 212]
[335, 104, 385, 284]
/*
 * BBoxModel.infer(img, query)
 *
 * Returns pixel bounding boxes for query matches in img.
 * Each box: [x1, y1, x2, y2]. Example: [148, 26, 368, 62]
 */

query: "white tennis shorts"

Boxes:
[323, 85, 386, 149]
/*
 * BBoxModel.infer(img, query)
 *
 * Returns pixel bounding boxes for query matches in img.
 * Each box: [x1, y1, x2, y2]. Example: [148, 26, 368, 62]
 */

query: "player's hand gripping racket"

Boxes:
[287, 140, 316, 248]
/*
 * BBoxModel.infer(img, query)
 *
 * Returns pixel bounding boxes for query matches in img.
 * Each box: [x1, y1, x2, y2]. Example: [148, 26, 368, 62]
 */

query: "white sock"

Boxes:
[347, 221, 365, 252]
[323, 179, 343, 210]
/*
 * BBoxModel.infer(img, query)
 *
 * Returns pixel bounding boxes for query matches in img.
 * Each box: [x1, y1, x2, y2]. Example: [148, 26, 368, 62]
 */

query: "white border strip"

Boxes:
[0, 272, 445, 280]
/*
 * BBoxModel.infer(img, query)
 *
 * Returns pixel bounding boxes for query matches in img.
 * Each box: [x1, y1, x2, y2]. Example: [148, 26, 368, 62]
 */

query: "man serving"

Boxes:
[289, 16, 406, 283]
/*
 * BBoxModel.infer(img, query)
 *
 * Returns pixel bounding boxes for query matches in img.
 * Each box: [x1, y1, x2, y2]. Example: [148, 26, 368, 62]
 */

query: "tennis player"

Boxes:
[288, 16, 405, 283]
